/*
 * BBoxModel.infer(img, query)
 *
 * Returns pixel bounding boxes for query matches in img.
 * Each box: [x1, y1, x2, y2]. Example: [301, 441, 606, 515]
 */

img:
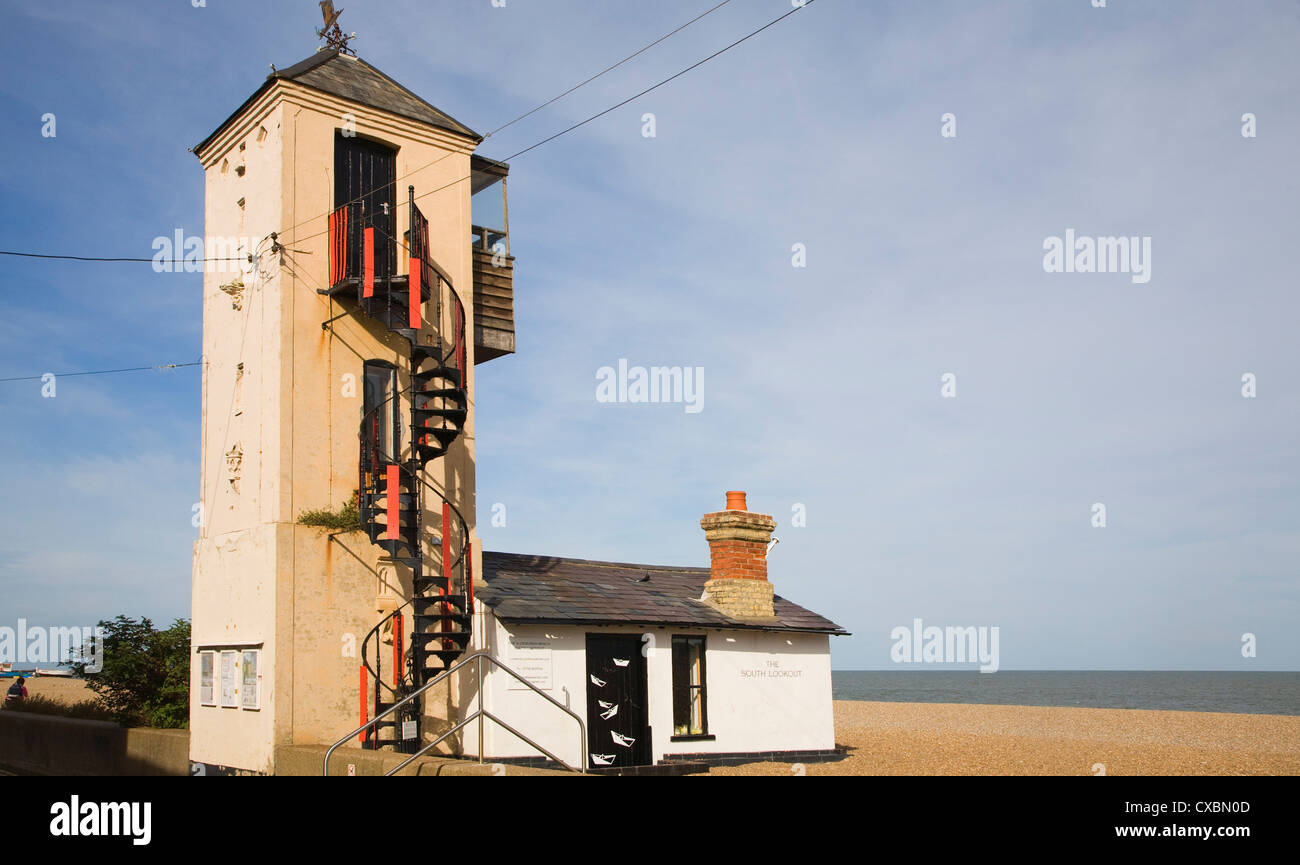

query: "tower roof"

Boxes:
[193, 48, 481, 157]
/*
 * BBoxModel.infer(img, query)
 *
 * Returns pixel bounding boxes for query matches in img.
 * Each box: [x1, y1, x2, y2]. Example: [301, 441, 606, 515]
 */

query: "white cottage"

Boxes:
[466, 491, 848, 772]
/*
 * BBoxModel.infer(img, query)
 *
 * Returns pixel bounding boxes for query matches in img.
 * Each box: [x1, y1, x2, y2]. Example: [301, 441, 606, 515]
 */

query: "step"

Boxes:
[412, 594, 467, 611]
[417, 427, 461, 445]
[416, 386, 466, 399]
[414, 651, 467, 673]
[413, 618, 473, 634]
[371, 538, 418, 560]
[412, 609, 472, 626]
[410, 346, 453, 367]
[412, 634, 471, 652]
[411, 629, 471, 641]
[364, 491, 417, 508]
[415, 408, 467, 423]
[412, 640, 471, 657]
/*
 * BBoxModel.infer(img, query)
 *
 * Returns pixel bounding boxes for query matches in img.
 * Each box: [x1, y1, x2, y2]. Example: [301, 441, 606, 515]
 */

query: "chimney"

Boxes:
[700, 490, 777, 619]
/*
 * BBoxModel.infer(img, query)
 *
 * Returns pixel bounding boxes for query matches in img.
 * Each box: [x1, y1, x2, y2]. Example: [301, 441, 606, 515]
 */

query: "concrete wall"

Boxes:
[190, 73, 483, 773]
[470, 617, 835, 767]
[0, 712, 188, 776]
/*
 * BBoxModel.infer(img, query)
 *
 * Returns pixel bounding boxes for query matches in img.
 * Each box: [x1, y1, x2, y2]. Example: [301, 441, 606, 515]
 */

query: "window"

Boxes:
[199, 652, 215, 706]
[363, 361, 398, 462]
[671, 635, 708, 738]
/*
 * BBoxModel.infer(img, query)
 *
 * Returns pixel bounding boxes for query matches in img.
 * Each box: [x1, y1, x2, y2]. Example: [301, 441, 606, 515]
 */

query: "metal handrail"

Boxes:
[323, 650, 587, 776]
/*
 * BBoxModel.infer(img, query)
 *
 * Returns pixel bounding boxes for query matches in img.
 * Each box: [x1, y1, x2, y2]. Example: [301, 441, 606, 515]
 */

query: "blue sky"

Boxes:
[0, 0, 1296, 670]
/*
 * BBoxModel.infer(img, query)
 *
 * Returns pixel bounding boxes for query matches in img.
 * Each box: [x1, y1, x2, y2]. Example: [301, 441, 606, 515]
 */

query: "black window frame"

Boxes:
[670, 634, 713, 741]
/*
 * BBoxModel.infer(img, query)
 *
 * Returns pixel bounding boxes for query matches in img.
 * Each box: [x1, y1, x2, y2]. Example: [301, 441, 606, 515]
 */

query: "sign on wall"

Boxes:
[505, 636, 552, 690]
[241, 650, 260, 710]
[739, 659, 805, 680]
[219, 650, 238, 707]
[199, 652, 215, 706]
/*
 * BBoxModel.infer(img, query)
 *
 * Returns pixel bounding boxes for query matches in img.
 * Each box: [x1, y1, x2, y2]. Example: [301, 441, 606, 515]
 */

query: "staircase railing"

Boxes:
[324, 651, 588, 776]
[331, 183, 475, 753]
[355, 384, 472, 748]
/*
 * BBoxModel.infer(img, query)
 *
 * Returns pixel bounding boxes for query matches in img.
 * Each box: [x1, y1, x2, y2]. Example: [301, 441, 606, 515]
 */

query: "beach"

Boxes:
[705, 700, 1300, 775]
[11, 682, 1299, 775]
[15, 676, 94, 704]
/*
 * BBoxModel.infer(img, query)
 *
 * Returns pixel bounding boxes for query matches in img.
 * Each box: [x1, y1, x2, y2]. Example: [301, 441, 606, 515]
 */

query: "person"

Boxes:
[4, 676, 27, 706]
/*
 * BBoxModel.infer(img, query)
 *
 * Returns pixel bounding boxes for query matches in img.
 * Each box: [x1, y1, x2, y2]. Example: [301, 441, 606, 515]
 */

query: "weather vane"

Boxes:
[316, 1, 356, 56]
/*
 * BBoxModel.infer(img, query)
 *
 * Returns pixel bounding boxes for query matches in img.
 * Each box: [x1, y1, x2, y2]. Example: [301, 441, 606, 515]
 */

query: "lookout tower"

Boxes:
[188, 48, 514, 774]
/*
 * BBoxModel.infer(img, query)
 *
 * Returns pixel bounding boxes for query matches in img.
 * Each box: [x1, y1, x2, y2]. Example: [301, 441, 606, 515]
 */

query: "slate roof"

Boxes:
[194, 49, 480, 157]
[478, 551, 848, 635]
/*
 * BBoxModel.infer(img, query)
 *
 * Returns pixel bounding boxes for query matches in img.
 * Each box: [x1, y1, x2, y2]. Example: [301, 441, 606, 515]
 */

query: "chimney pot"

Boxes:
[725, 490, 748, 511]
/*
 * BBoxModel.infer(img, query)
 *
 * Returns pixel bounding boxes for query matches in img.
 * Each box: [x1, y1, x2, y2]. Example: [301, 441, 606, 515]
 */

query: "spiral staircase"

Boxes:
[328, 186, 474, 752]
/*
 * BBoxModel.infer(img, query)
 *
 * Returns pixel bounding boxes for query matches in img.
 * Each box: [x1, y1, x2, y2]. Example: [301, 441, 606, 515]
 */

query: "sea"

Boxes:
[831, 671, 1300, 716]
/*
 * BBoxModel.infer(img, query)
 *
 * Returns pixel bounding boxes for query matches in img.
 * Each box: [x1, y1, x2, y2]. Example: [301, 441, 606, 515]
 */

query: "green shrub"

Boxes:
[297, 490, 361, 531]
[74, 616, 191, 728]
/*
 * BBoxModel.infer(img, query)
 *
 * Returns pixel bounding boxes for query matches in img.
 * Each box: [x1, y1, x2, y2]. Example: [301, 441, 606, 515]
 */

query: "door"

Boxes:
[334, 131, 397, 279]
[585, 634, 651, 767]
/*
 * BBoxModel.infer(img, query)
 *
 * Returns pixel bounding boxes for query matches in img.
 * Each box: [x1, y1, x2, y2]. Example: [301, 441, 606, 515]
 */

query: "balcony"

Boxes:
[471, 226, 514, 363]
[470, 155, 515, 364]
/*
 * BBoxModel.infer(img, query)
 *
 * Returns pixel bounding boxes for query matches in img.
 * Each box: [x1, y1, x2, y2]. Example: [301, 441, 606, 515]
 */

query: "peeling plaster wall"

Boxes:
[191, 80, 482, 772]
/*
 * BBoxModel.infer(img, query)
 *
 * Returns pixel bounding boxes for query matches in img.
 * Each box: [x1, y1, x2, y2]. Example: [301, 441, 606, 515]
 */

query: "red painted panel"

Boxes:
[359, 664, 368, 745]
[409, 256, 421, 330]
[386, 464, 400, 541]
[363, 227, 375, 298]
[328, 210, 337, 284]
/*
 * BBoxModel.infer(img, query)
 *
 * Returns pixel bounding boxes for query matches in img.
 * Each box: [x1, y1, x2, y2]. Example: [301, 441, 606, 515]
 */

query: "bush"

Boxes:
[74, 616, 191, 728]
[297, 490, 361, 531]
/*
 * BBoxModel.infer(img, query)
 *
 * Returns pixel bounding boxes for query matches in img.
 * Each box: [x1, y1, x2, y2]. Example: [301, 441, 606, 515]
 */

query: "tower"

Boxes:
[188, 48, 513, 773]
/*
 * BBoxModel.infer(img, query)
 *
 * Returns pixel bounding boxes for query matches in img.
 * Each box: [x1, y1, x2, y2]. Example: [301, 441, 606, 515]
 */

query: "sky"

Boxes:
[0, 0, 1296, 671]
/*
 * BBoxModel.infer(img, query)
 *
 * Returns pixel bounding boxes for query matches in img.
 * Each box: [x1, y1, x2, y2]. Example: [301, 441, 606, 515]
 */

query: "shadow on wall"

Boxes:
[0, 711, 189, 776]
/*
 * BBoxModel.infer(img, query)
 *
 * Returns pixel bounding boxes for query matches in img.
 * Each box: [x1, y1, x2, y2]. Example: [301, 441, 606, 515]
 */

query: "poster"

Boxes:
[241, 650, 259, 710]
[219, 650, 237, 707]
[199, 652, 215, 706]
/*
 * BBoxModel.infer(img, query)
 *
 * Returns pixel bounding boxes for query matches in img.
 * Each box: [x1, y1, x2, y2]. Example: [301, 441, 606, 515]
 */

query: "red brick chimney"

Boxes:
[700, 491, 777, 619]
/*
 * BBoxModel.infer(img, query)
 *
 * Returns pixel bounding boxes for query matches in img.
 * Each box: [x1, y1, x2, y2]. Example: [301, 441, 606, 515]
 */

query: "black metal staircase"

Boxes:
[329, 187, 475, 752]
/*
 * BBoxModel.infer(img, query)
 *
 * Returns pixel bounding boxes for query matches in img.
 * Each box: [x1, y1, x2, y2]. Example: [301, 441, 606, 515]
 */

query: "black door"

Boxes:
[585, 634, 651, 767]
[334, 132, 397, 279]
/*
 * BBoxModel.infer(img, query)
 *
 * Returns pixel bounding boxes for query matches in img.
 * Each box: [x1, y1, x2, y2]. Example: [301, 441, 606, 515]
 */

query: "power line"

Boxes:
[276, 0, 740, 245]
[484, 0, 733, 139]
[3, 0, 818, 265]
[0, 250, 243, 264]
[0, 4, 818, 388]
[287, 0, 820, 250]
[0, 361, 203, 384]
[503, 0, 815, 161]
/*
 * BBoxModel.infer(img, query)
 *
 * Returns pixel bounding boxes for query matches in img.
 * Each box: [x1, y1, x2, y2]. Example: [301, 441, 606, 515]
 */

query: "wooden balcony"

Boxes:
[472, 225, 514, 364]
